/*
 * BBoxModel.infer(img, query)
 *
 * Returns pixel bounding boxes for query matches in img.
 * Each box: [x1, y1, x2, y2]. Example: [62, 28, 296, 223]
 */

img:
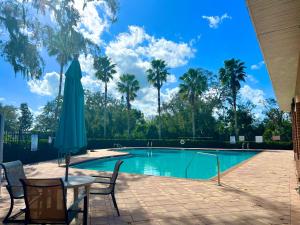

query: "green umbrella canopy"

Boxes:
[54, 59, 87, 153]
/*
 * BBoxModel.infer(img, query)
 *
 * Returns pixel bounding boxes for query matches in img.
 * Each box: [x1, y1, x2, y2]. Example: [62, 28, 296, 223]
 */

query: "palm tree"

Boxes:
[147, 59, 169, 139]
[179, 68, 208, 139]
[45, 25, 89, 121]
[94, 56, 117, 138]
[219, 58, 246, 139]
[117, 74, 140, 138]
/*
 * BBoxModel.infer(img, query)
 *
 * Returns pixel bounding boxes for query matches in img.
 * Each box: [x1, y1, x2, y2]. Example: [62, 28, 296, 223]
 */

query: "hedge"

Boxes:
[3, 140, 86, 164]
[2, 138, 292, 164]
[87, 138, 293, 150]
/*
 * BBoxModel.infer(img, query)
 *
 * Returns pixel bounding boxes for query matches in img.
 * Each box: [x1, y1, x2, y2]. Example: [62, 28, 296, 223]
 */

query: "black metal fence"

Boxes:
[3, 131, 53, 144]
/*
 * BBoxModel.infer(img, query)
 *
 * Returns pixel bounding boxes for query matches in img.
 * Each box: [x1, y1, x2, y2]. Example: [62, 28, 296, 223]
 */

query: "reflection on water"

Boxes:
[73, 149, 258, 180]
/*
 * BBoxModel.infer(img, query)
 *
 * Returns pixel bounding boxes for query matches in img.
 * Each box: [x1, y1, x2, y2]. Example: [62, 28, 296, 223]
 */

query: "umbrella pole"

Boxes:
[65, 154, 71, 182]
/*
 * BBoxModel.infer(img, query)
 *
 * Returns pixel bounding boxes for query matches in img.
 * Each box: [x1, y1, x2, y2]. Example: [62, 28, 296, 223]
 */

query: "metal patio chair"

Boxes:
[90, 160, 124, 216]
[0, 160, 26, 224]
[20, 178, 88, 225]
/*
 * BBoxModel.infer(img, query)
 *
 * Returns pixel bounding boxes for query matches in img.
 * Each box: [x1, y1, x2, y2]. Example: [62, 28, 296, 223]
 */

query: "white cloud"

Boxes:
[240, 85, 266, 119]
[104, 25, 194, 116]
[28, 26, 194, 117]
[144, 38, 195, 67]
[105, 25, 195, 87]
[189, 35, 202, 46]
[201, 87, 222, 102]
[202, 13, 232, 29]
[246, 74, 259, 84]
[73, 0, 113, 44]
[29, 106, 44, 118]
[78, 54, 121, 97]
[250, 61, 265, 70]
[0, 97, 5, 101]
[27, 72, 61, 96]
[132, 86, 179, 118]
[166, 74, 177, 83]
[240, 85, 265, 107]
[78, 54, 102, 92]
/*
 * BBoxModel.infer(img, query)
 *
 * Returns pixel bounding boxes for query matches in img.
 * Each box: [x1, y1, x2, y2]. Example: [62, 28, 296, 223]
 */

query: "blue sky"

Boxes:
[0, 0, 274, 118]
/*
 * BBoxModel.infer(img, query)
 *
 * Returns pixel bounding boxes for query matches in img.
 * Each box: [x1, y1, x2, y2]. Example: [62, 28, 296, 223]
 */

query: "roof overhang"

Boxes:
[246, 0, 300, 111]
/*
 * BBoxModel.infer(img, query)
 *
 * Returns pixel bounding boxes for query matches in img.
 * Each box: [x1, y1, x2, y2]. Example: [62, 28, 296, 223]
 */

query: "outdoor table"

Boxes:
[63, 175, 95, 225]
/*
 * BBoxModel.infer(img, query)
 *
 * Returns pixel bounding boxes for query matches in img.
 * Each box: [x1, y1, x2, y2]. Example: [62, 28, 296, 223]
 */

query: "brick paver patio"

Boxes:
[1, 149, 300, 225]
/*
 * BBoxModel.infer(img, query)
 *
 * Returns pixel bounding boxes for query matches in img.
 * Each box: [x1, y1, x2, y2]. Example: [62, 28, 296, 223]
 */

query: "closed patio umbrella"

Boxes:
[54, 57, 87, 181]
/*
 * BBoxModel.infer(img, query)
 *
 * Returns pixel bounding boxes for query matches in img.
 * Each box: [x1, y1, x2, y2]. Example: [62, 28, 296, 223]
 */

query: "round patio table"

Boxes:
[63, 175, 95, 225]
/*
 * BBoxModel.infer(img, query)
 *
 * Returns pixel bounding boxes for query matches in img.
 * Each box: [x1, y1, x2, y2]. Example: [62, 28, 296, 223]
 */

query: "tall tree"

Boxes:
[34, 98, 62, 132]
[94, 56, 117, 138]
[117, 74, 140, 138]
[18, 103, 33, 132]
[43, 1, 92, 120]
[37, 0, 118, 120]
[219, 58, 246, 139]
[263, 98, 292, 141]
[0, 1, 44, 79]
[179, 68, 208, 139]
[147, 59, 169, 139]
[0, 103, 19, 132]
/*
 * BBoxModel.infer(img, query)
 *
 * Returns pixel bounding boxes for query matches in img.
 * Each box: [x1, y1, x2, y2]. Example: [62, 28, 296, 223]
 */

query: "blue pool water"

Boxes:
[72, 148, 259, 179]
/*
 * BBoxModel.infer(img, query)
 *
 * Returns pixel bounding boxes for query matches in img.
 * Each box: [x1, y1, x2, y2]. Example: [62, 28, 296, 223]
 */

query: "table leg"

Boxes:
[73, 187, 79, 222]
[84, 185, 91, 225]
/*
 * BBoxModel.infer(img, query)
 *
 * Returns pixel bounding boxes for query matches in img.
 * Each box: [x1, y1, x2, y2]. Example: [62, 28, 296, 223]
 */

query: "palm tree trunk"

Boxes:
[127, 93, 130, 139]
[192, 103, 195, 139]
[233, 99, 238, 140]
[158, 88, 161, 139]
[55, 63, 64, 121]
[104, 82, 107, 138]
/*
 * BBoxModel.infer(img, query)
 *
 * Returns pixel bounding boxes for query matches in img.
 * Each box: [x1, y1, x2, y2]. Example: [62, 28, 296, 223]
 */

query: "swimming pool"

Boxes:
[72, 148, 259, 180]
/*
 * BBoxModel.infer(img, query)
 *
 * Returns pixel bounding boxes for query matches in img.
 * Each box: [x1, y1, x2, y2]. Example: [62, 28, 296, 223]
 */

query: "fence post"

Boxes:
[217, 156, 221, 186]
[0, 113, 4, 196]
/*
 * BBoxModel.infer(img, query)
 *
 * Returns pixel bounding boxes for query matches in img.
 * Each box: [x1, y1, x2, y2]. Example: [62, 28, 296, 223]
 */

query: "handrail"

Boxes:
[113, 143, 123, 148]
[197, 152, 221, 186]
[185, 153, 197, 178]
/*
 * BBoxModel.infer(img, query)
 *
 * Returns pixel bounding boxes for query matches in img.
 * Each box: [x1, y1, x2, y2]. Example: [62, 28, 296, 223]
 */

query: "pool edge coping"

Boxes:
[70, 147, 268, 182]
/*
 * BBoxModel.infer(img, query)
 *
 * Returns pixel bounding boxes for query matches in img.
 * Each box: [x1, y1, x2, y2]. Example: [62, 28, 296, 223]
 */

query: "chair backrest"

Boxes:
[110, 160, 123, 189]
[0, 160, 26, 198]
[20, 178, 68, 224]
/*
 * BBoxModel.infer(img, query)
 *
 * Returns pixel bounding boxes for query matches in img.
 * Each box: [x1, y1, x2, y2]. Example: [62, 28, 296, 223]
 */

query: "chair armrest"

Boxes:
[92, 175, 111, 179]
[93, 180, 114, 185]
[7, 184, 23, 188]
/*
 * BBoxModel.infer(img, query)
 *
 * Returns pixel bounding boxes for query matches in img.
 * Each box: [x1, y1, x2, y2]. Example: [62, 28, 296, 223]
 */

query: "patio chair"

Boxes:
[20, 178, 88, 225]
[0, 160, 26, 223]
[90, 160, 123, 216]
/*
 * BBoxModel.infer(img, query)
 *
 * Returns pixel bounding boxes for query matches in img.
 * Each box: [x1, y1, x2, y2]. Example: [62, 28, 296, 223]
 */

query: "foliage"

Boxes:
[34, 98, 62, 132]
[147, 59, 170, 139]
[117, 73, 140, 138]
[0, 0, 44, 78]
[3, 140, 86, 164]
[0, 103, 19, 131]
[87, 138, 292, 150]
[219, 58, 246, 138]
[84, 90, 145, 139]
[117, 74, 140, 109]
[18, 103, 33, 132]
[93, 56, 117, 138]
[179, 68, 208, 139]
[94, 56, 117, 84]
[262, 98, 292, 141]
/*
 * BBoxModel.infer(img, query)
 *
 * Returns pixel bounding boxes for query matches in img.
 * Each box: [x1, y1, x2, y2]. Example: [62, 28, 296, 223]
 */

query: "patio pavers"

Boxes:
[0, 150, 299, 224]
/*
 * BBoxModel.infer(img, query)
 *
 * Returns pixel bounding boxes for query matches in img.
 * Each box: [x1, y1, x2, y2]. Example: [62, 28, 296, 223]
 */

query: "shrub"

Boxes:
[87, 138, 292, 150]
[3, 138, 292, 165]
[3, 139, 86, 164]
